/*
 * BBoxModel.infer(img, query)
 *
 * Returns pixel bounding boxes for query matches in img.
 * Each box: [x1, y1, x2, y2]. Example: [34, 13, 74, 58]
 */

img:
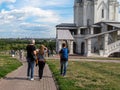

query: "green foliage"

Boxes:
[47, 60, 120, 90]
[0, 39, 56, 51]
[0, 39, 27, 50]
[0, 54, 22, 78]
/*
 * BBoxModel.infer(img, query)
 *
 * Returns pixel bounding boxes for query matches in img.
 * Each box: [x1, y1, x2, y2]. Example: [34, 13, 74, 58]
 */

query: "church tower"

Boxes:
[56, 0, 120, 57]
[74, 0, 119, 26]
[108, 0, 119, 21]
[94, 0, 119, 23]
[74, 0, 94, 27]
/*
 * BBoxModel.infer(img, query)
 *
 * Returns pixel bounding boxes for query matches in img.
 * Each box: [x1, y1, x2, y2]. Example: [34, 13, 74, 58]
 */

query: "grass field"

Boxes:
[0, 54, 22, 78]
[47, 60, 120, 90]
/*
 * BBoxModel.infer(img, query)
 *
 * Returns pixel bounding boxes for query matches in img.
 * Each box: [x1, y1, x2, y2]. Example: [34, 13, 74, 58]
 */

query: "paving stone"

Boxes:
[0, 62, 57, 90]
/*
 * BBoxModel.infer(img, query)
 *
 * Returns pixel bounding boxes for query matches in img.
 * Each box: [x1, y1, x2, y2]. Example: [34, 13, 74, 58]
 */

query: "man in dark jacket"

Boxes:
[26, 39, 36, 80]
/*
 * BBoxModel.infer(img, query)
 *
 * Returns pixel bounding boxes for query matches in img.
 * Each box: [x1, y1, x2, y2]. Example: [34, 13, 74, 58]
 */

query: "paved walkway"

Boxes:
[0, 61, 57, 90]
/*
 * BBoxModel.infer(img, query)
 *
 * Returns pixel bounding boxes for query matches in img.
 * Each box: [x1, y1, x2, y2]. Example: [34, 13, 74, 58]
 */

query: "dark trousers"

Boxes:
[38, 61, 45, 79]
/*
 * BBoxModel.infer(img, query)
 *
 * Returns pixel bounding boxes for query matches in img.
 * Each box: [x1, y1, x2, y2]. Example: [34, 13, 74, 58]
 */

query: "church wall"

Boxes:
[109, 1, 119, 21]
[91, 37, 100, 53]
[95, 0, 109, 22]
[74, 0, 94, 26]
[56, 0, 120, 56]
[94, 0, 98, 23]
[115, 8, 118, 21]
[74, 3, 83, 26]
[86, 1, 94, 25]
[115, 3, 119, 21]
[94, 0, 119, 22]
[109, 1, 115, 21]
[74, 37, 80, 53]
[74, 37, 84, 54]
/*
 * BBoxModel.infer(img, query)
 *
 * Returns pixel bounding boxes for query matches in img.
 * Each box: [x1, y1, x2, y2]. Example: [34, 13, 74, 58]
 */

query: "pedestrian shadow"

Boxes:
[34, 75, 52, 79]
[43, 76, 52, 78]
[4, 77, 27, 80]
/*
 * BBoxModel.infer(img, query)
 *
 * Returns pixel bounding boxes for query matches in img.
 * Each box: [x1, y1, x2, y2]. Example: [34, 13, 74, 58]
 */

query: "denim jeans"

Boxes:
[27, 58, 35, 78]
[60, 61, 68, 76]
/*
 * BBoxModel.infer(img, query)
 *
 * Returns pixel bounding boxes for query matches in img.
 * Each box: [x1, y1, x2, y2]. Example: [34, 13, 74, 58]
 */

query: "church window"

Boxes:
[102, 9, 104, 18]
[81, 29, 85, 35]
[94, 28, 101, 34]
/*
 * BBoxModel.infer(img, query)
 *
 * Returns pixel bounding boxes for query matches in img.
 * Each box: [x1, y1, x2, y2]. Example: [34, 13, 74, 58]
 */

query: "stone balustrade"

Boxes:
[108, 40, 120, 54]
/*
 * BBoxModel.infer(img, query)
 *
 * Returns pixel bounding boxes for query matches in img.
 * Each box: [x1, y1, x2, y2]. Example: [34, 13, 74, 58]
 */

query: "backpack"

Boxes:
[60, 48, 69, 59]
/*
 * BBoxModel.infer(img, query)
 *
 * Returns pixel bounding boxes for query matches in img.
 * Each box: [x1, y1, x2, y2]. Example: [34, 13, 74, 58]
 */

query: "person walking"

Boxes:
[59, 43, 69, 77]
[37, 45, 47, 80]
[26, 39, 36, 80]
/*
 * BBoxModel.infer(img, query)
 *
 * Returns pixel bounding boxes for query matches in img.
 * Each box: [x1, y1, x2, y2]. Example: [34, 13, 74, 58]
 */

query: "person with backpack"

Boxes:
[59, 43, 69, 77]
[26, 39, 36, 81]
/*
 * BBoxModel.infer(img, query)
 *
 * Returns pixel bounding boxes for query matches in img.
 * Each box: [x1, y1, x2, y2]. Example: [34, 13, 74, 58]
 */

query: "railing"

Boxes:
[108, 40, 120, 54]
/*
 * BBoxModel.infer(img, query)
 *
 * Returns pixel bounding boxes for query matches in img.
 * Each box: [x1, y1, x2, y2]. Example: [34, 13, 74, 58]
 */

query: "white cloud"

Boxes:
[39, 0, 70, 6]
[0, 6, 60, 24]
[0, 6, 62, 38]
[15, 0, 71, 8]
[7, 5, 15, 9]
[0, 0, 73, 38]
[22, 6, 60, 23]
[19, 22, 50, 31]
[0, 0, 16, 4]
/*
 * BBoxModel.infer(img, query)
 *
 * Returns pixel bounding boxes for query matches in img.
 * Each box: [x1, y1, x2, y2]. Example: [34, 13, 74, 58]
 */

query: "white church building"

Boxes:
[56, 0, 120, 57]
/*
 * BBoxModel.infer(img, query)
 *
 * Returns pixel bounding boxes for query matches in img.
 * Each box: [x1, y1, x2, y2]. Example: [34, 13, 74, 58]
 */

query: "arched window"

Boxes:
[102, 9, 104, 18]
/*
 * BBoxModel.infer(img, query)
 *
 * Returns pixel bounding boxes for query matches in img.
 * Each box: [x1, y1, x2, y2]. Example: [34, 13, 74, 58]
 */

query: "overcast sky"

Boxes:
[0, 0, 120, 38]
[0, 0, 74, 38]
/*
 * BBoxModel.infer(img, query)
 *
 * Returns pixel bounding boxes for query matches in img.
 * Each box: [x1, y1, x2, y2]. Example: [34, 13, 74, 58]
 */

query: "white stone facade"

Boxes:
[74, 0, 119, 26]
[56, 0, 120, 57]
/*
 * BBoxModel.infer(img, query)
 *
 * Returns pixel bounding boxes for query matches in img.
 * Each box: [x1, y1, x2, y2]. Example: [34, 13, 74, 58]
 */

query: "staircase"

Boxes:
[107, 40, 120, 55]
[84, 29, 120, 57]
[98, 40, 120, 57]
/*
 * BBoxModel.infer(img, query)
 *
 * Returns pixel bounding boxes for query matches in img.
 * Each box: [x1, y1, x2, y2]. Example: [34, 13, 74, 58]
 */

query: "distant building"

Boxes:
[56, 0, 120, 57]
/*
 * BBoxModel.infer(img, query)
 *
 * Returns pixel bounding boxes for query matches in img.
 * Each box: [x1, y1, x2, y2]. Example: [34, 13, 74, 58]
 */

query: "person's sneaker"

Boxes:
[30, 78, 34, 81]
[63, 75, 67, 77]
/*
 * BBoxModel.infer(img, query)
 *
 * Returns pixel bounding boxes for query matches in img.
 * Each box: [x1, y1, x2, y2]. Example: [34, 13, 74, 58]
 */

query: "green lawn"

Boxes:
[47, 60, 120, 90]
[0, 54, 22, 78]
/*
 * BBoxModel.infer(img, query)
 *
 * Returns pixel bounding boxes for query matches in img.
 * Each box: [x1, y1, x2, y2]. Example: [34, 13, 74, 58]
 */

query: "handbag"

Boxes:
[31, 53, 37, 61]
[33, 55, 37, 60]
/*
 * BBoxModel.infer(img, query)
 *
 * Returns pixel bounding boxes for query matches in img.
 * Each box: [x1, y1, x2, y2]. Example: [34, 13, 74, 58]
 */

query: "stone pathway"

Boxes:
[0, 62, 57, 90]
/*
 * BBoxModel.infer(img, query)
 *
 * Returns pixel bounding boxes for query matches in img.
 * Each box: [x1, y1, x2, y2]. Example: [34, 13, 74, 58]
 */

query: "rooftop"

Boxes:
[56, 23, 76, 27]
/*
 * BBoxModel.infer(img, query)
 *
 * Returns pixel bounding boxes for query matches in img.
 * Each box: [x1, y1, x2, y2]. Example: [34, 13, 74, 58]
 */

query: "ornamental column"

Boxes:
[77, 27, 81, 35]
[69, 41, 73, 54]
[85, 38, 91, 56]
[90, 27, 94, 34]
[103, 33, 108, 57]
